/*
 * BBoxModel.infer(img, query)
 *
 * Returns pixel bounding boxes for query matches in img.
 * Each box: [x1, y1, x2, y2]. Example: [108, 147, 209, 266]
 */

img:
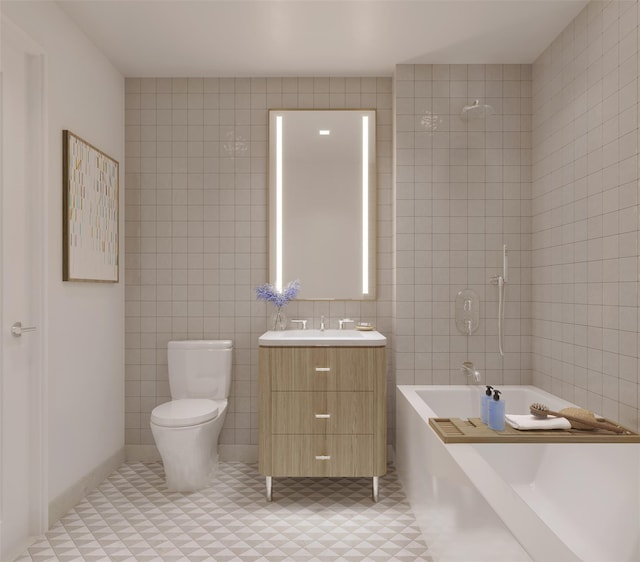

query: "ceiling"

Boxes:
[57, 0, 589, 77]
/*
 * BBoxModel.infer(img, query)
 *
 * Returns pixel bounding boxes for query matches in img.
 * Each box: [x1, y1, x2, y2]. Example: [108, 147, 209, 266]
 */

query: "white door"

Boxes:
[0, 16, 46, 560]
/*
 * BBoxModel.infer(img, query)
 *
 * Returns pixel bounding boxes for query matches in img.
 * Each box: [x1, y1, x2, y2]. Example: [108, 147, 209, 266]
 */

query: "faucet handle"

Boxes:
[338, 318, 356, 330]
[290, 319, 307, 330]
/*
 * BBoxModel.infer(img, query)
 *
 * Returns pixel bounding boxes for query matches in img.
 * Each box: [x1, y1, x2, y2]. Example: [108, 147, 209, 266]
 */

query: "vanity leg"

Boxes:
[372, 476, 379, 502]
[266, 476, 272, 502]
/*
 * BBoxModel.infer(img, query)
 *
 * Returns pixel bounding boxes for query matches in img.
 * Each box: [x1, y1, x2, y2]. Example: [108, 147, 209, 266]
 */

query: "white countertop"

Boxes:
[258, 329, 386, 347]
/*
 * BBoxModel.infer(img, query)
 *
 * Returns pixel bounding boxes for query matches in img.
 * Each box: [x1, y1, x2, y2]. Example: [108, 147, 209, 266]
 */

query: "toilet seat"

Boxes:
[151, 398, 221, 428]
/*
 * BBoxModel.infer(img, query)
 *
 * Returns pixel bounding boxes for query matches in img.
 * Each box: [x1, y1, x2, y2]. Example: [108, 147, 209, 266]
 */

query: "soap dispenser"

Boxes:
[488, 389, 505, 431]
[481, 385, 493, 424]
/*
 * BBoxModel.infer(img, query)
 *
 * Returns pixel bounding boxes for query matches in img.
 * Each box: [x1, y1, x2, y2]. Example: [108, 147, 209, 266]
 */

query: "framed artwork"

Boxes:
[62, 130, 119, 282]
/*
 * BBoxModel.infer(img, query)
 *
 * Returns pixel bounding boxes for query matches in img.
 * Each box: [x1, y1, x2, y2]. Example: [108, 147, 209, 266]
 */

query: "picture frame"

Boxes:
[62, 130, 119, 282]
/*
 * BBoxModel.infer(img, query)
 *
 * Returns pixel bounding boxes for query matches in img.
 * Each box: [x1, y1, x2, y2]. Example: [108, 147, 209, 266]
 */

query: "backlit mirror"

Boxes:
[268, 109, 376, 300]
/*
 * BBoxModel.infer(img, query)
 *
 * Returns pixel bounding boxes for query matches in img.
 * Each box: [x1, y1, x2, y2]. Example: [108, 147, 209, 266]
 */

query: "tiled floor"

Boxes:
[18, 462, 432, 561]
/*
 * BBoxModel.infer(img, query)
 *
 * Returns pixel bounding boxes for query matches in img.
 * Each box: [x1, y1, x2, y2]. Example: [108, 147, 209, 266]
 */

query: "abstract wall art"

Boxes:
[62, 130, 119, 282]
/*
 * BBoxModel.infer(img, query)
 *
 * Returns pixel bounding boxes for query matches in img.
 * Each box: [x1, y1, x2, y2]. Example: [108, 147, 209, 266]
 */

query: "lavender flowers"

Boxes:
[255, 279, 300, 307]
[256, 280, 300, 330]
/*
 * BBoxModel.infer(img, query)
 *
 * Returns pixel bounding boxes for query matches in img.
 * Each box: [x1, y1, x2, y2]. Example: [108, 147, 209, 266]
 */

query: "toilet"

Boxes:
[150, 340, 232, 491]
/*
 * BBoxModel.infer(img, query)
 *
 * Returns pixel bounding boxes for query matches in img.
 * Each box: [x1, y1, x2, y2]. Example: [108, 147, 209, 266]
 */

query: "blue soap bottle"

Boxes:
[488, 389, 505, 431]
[481, 385, 493, 424]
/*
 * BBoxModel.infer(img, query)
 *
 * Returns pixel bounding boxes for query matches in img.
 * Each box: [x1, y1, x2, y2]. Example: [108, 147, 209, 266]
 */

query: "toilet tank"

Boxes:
[167, 340, 233, 400]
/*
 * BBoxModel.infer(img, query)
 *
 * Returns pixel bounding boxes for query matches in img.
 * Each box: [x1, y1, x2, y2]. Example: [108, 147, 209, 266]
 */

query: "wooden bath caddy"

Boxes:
[429, 417, 640, 444]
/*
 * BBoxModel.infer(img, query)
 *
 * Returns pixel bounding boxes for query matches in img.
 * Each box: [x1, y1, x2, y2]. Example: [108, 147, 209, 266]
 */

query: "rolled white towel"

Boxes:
[505, 414, 571, 430]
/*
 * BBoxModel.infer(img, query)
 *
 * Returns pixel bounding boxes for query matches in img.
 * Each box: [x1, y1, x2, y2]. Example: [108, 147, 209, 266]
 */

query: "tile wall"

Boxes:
[393, 64, 532, 388]
[531, 0, 640, 430]
[124, 0, 640, 450]
[124, 77, 393, 449]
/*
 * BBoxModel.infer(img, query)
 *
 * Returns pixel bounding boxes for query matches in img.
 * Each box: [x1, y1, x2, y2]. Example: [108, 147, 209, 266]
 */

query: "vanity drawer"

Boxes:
[262, 346, 383, 391]
[270, 435, 375, 477]
[271, 391, 374, 434]
[258, 344, 387, 482]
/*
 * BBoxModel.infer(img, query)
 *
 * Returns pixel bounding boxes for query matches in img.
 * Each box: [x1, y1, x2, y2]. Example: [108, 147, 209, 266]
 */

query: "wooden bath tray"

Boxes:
[429, 417, 640, 444]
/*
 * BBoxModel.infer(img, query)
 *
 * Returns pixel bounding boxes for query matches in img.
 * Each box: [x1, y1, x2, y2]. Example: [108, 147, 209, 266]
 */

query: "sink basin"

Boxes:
[258, 329, 386, 347]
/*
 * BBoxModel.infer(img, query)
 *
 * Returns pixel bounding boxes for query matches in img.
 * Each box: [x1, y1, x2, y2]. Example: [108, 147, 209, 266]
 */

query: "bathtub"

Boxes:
[396, 385, 640, 562]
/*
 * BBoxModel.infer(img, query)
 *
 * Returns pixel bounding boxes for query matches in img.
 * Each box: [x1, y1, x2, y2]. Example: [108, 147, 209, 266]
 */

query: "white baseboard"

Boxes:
[125, 443, 258, 463]
[125, 444, 162, 462]
[218, 444, 258, 463]
[387, 444, 396, 463]
[49, 448, 125, 527]
[4, 533, 37, 562]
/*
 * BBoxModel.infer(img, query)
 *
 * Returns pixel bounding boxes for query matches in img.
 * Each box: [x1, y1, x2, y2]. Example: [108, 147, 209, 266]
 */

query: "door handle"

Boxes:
[11, 322, 37, 337]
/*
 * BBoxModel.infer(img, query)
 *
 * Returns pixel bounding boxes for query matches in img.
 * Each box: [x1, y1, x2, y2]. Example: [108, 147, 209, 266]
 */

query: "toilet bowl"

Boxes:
[150, 340, 233, 492]
[150, 398, 228, 491]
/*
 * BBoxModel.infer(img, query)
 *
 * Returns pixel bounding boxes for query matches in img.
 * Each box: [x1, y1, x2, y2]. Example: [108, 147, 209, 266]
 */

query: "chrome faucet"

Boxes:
[320, 315, 326, 331]
[461, 361, 481, 383]
[338, 318, 356, 330]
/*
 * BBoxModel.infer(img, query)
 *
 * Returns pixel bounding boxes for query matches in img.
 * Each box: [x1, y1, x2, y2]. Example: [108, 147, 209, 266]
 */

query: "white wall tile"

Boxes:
[532, 1, 639, 430]
[125, 77, 393, 446]
[393, 64, 532, 390]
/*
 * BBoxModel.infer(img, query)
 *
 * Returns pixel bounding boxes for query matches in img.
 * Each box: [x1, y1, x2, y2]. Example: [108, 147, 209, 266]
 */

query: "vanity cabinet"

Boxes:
[259, 345, 386, 500]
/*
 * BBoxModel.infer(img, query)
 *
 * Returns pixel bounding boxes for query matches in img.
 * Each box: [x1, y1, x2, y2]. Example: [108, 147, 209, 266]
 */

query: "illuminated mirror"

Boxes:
[268, 109, 376, 300]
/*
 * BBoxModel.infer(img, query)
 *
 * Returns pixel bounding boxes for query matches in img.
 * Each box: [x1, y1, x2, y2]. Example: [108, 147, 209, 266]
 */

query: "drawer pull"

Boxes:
[315, 367, 331, 372]
[314, 413, 331, 419]
[315, 455, 331, 461]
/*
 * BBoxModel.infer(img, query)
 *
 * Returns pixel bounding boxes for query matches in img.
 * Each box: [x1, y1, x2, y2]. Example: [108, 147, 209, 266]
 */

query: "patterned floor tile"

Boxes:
[19, 462, 432, 561]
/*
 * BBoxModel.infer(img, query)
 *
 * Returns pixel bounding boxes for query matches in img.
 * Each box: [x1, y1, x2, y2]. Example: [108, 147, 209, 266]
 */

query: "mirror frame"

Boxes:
[268, 109, 377, 300]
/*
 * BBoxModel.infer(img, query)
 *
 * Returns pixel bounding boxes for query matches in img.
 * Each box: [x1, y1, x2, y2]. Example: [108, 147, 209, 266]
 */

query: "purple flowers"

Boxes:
[255, 279, 300, 308]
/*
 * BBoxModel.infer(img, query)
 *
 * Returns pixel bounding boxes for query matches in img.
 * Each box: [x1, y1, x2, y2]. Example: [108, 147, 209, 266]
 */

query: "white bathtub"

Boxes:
[396, 385, 640, 562]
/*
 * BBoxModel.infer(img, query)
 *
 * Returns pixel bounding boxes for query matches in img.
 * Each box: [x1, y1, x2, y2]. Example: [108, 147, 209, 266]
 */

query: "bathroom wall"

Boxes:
[124, 77, 393, 453]
[1, 1, 125, 506]
[531, 0, 640, 430]
[123, 2, 640, 454]
[393, 64, 532, 388]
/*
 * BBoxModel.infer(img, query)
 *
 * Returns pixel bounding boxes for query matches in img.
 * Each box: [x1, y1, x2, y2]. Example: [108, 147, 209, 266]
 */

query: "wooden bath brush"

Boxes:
[530, 403, 629, 434]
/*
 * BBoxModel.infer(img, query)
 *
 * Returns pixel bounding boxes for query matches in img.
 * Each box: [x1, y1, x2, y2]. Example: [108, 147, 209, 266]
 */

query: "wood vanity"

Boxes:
[258, 334, 386, 501]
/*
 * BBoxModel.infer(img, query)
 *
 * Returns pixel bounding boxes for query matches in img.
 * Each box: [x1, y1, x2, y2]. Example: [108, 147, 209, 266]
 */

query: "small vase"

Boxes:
[271, 309, 287, 331]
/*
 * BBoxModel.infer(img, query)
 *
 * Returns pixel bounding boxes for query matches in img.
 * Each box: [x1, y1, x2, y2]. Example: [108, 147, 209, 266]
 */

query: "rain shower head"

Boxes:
[461, 99, 494, 121]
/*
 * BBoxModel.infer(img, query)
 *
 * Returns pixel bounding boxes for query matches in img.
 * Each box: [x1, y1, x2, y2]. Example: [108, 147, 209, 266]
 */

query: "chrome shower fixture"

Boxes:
[491, 244, 508, 357]
[461, 99, 494, 120]
[461, 361, 481, 383]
